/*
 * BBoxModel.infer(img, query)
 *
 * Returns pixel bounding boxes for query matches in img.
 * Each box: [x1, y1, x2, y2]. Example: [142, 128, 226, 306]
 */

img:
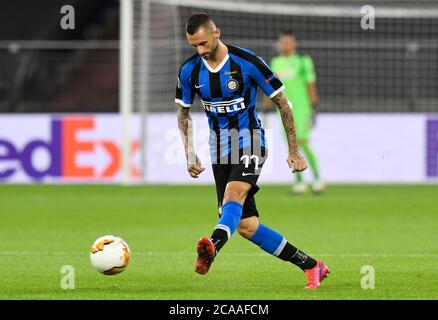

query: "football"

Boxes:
[89, 235, 131, 275]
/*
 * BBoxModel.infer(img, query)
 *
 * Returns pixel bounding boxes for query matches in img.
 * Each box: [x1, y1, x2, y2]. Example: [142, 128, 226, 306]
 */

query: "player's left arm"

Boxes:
[262, 93, 275, 111]
[248, 54, 307, 172]
[304, 55, 318, 106]
[262, 58, 278, 112]
[307, 82, 318, 106]
[304, 55, 319, 124]
[271, 92, 307, 172]
[308, 82, 318, 126]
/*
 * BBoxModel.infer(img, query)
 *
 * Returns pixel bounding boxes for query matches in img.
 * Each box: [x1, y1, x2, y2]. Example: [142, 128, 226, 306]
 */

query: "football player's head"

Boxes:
[186, 13, 221, 60]
[278, 31, 297, 56]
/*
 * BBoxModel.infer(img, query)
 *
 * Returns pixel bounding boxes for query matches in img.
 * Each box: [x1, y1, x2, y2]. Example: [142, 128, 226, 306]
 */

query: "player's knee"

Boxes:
[223, 187, 248, 203]
[238, 218, 259, 239]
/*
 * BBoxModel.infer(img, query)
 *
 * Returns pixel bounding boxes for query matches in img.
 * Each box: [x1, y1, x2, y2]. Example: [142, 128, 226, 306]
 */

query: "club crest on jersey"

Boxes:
[227, 79, 239, 91]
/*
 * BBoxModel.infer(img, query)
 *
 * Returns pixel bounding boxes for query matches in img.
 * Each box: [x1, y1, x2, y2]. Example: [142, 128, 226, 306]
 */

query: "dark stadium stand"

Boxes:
[0, 0, 118, 113]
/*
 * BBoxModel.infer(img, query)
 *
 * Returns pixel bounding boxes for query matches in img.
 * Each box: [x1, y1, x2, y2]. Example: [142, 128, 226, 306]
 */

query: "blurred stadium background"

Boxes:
[1, 0, 437, 184]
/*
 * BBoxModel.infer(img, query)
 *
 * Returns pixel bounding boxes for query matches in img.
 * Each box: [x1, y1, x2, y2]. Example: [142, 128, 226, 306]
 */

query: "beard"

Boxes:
[202, 39, 218, 60]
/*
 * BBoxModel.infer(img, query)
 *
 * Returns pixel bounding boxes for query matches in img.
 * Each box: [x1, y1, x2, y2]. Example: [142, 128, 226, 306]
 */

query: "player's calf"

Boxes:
[245, 223, 330, 288]
[237, 216, 259, 239]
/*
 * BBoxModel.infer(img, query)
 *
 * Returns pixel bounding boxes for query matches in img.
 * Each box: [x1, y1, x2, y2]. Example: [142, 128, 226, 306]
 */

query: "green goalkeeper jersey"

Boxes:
[270, 53, 316, 115]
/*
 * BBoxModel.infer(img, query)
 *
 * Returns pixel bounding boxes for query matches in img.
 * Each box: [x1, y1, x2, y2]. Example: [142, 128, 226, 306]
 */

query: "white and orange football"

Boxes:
[90, 235, 131, 275]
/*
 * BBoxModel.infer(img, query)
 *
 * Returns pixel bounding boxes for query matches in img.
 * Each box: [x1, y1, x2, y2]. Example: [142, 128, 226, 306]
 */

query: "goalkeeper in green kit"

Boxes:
[266, 31, 324, 194]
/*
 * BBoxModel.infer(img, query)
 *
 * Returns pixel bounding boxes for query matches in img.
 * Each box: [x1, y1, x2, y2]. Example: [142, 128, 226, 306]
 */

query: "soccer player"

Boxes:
[175, 13, 329, 289]
[268, 31, 323, 194]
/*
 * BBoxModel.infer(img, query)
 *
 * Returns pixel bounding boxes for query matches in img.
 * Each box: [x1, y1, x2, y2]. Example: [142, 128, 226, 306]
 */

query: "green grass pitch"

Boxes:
[0, 184, 437, 300]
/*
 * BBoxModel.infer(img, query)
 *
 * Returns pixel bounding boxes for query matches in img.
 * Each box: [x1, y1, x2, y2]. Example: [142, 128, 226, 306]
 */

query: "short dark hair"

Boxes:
[186, 13, 213, 35]
[280, 30, 295, 37]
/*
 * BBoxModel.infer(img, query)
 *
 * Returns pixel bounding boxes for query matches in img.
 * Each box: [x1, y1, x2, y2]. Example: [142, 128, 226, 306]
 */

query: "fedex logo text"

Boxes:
[0, 117, 140, 181]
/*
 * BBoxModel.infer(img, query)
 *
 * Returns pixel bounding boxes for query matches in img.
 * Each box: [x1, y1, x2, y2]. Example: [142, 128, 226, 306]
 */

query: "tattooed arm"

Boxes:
[271, 92, 307, 172]
[177, 105, 191, 155]
[177, 105, 204, 178]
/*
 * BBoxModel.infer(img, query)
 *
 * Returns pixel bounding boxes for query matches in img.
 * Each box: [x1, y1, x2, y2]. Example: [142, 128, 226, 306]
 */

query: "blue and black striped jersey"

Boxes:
[175, 45, 284, 162]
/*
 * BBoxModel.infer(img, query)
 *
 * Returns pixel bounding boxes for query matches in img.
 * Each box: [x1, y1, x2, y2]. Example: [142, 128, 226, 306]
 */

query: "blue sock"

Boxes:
[249, 224, 287, 256]
[210, 201, 243, 252]
[249, 224, 317, 270]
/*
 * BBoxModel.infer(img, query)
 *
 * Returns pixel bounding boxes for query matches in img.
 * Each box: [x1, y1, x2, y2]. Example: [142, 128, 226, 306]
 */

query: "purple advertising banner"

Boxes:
[426, 119, 438, 178]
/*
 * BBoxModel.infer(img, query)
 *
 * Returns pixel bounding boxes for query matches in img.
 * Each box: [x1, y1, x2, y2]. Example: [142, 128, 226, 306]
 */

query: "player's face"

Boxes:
[187, 26, 220, 60]
[278, 35, 296, 56]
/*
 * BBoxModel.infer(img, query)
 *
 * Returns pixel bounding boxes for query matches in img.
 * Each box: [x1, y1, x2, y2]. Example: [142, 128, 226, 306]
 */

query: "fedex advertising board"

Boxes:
[0, 113, 436, 184]
[0, 115, 140, 183]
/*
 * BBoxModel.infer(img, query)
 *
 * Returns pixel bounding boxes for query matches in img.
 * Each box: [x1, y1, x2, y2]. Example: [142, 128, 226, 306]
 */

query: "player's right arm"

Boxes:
[177, 105, 204, 178]
[175, 63, 204, 178]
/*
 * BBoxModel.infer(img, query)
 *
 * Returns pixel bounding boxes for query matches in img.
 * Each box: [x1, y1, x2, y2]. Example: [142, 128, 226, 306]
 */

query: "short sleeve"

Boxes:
[248, 55, 285, 98]
[303, 55, 316, 83]
[175, 65, 194, 108]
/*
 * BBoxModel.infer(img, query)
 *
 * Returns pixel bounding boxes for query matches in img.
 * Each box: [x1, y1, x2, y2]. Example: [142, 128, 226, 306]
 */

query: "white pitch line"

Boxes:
[1, 251, 438, 258]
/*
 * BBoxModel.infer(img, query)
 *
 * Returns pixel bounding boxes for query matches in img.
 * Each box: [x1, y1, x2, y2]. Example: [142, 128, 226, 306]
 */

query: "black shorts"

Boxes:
[212, 149, 267, 219]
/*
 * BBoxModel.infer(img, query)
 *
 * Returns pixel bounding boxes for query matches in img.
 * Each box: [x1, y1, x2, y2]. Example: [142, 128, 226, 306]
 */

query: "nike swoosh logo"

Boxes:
[242, 172, 255, 176]
[195, 84, 204, 88]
